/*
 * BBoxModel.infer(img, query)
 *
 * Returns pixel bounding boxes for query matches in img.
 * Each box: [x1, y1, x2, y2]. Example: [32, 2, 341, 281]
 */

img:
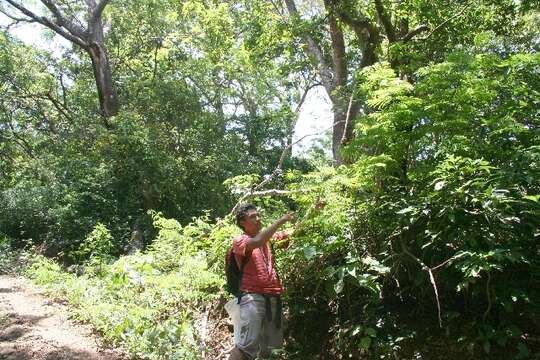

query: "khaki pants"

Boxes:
[235, 293, 283, 359]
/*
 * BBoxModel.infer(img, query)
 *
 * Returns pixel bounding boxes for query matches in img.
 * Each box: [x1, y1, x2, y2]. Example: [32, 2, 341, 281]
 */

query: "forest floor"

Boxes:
[0, 275, 124, 360]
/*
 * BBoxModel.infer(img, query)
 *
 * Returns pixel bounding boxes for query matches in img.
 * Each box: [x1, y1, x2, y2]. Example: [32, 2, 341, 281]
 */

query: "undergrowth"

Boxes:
[25, 213, 237, 359]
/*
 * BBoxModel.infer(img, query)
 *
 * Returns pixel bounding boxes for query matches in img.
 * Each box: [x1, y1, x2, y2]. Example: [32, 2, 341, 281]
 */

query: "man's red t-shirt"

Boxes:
[232, 231, 288, 295]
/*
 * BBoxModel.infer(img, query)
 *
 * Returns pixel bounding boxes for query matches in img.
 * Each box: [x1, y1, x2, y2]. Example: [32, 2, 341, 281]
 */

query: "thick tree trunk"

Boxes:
[128, 216, 144, 255]
[87, 43, 119, 118]
[86, 0, 118, 118]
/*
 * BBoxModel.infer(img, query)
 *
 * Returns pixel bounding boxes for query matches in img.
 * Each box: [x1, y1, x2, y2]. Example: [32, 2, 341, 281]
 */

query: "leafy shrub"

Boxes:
[23, 213, 231, 359]
[70, 223, 115, 265]
[277, 53, 540, 359]
[0, 235, 15, 274]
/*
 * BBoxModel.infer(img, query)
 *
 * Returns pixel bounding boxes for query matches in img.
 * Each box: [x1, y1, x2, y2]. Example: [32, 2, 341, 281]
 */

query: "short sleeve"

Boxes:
[233, 234, 250, 257]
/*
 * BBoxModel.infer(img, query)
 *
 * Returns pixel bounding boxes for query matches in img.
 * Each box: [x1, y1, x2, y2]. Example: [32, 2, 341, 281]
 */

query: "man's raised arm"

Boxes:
[246, 214, 294, 251]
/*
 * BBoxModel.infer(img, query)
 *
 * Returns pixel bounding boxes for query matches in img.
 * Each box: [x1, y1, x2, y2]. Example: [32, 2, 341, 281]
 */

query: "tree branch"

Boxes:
[329, 2, 379, 67]
[246, 189, 307, 198]
[374, 0, 396, 43]
[400, 240, 443, 328]
[420, 3, 472, 41]
[293, 80, 320, 114]
[5, 118, 35, 158]
[483, 271, 492, 321]
[43, 93, 75, 124]
[401, 24, 429, 42]
[40, 0, 86, 38]
[59, 74, 68, 107]
[0, 8, 36, 25]
[340, 92, 354, 145]
[90, 0, 111, 27]
[3, 0, 88, 48]
[255, 119, 345, 192]
[283, 0, 334, 93]
[431, 252, 467, 271]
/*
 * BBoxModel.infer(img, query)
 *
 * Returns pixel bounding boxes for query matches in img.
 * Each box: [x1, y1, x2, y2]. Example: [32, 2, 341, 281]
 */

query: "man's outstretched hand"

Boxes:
[279, 213, 296, 224]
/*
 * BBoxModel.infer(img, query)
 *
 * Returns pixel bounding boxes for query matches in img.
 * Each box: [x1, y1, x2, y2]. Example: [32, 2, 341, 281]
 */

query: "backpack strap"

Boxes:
[236, 253, 250, 304]
[270, 241, 281, 282]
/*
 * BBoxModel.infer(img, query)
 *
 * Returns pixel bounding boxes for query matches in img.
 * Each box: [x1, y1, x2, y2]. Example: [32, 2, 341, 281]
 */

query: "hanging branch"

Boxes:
[228, 119, 345, 217]
[483, 271, 492, 322]
[398, 244, 468, 328]
[253, 118, 344, 192]
[340, 92, 354, 145]
[252, 79, 320, 193]
[400, 241, 443, 328]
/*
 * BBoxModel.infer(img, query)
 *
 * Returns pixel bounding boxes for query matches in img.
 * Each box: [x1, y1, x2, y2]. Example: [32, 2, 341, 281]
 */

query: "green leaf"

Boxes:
[365, 327, 377, 337]
[396, 206, 415, 214]
[362, 256, 390, 274]
[359, 336, 371, 349]
[302, 246, 317, 261]
[523, 195, 540, 202]
[483, 341, 491, 354]
[516, 343, 530, 359]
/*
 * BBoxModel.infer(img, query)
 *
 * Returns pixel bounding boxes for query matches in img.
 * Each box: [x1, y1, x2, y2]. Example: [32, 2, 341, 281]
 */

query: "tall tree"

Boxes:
[1, 0, 119, 119]
[282, 0, 523, 164]
[283, 0, 431, 163]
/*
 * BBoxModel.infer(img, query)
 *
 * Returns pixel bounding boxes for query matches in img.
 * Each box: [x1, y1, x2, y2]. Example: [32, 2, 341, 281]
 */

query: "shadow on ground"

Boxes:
[0, 313, 50, 338]
[0, 344, 117, 360]
[0, 313, 51, 343]
[0, 287, 20, 293]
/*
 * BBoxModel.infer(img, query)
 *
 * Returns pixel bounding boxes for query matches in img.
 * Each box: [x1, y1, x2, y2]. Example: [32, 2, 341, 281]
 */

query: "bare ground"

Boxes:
[0, 275, 125, 360]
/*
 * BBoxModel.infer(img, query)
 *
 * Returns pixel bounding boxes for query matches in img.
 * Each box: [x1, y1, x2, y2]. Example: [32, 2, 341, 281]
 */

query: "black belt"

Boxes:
[263, 294, 282, 329]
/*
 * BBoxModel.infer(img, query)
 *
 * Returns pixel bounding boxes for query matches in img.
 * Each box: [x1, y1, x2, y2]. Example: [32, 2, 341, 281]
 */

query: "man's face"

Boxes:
[240, 209, 262, 235]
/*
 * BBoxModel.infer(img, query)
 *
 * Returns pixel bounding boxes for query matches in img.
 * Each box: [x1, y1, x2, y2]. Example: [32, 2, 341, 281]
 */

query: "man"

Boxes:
[228, 203, 295, 360]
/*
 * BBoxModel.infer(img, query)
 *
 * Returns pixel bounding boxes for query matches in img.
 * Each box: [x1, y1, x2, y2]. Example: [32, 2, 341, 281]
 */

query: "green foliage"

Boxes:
[71, 223, 115, 264]
[1, 0, 310, 254]
[0, 235, 15, 274]
[24, 213, 228, 359]
[271, 51, 540, 359]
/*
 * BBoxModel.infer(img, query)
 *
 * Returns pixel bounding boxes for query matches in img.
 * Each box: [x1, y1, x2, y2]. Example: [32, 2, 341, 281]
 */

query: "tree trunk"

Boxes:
[128, 216, 144, 255]
[332, 97, 359, 164]
[86, 0, 118, 118]
[87, 43, 119, 118]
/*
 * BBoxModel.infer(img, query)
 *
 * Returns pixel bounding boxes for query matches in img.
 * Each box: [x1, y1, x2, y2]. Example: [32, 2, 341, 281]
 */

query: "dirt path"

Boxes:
[0, 275, 124, 360]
